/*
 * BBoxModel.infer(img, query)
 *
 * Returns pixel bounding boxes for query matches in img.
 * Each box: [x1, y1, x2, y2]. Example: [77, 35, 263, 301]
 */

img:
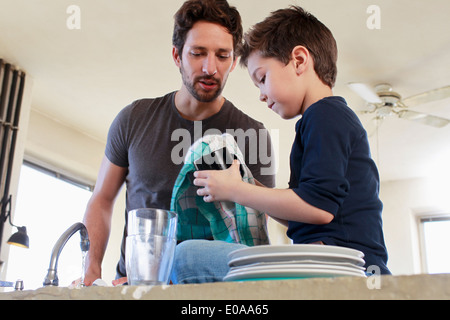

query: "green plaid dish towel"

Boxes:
[170, 133, 270, 246]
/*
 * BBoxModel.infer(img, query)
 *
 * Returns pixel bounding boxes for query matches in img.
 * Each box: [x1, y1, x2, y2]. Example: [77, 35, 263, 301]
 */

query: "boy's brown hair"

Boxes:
[240, 6, 338, 88]
[173, 0, 243, 58]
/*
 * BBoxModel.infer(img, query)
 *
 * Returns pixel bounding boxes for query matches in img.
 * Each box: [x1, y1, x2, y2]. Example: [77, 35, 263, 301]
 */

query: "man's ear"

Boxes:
[230, 56, 238, 73]
[172, 46, 182, 67]
[291, 45, 310, 75]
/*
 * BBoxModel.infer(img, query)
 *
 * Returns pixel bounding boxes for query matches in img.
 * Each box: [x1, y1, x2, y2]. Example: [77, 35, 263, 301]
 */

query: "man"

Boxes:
[80, 0, 275, 286]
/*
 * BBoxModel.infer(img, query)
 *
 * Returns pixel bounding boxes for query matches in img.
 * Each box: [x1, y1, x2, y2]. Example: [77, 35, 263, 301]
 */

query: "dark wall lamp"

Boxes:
[1, 195, 29, 249]
[7, 226, 29, 248]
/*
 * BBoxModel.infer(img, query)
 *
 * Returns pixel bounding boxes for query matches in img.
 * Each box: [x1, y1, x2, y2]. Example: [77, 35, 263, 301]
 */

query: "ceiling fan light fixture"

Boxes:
[377, 106, 394, 117]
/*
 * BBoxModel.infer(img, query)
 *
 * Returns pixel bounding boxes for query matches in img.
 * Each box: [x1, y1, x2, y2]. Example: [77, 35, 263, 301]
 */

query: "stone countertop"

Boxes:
[1, 274, 449, 300]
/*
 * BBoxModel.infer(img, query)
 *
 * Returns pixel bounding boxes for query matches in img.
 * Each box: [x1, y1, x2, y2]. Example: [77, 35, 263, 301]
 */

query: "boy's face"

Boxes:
[173, 20, 237, 103]
[247, 51, 304, 119]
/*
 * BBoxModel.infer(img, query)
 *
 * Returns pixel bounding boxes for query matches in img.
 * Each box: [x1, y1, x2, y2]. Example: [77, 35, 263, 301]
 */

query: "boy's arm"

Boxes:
[233, 183, 333, 225]
[194, 160, 333, 225]
[254, 174, 289, 227]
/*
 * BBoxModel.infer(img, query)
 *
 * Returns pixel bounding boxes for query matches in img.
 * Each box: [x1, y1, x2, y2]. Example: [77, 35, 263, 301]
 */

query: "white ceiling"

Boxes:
[1, 0, 450, 183]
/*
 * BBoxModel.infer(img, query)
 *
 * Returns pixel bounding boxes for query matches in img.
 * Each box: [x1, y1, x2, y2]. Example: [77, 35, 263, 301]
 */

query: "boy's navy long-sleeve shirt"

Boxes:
[287, 96, 390, 274]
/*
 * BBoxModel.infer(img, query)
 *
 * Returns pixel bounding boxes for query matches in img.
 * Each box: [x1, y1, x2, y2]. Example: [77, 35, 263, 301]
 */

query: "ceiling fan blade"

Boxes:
[348, 82, 382, 104]
[402, 85, 450, 108]
[397, 110, 450, 128]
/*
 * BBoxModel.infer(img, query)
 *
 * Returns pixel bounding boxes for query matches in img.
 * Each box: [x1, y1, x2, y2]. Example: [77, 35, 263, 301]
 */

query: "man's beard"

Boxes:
[180, 63, 225, 103]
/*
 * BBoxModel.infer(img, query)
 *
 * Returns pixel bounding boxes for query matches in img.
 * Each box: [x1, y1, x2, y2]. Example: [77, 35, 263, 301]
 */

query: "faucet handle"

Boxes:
[14, 279, 24, 291]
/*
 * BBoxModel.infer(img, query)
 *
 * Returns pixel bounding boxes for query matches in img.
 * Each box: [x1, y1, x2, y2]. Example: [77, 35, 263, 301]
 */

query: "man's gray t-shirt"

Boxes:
[105, 91, 275, 277]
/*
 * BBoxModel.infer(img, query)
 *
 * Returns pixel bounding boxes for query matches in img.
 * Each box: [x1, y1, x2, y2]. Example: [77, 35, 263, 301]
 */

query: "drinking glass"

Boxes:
[125, 208, 178, 285]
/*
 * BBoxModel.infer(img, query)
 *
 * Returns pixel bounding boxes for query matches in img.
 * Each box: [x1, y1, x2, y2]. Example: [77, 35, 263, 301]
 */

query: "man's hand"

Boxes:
[112, 277, 128, 286]
[70, 276, 128, 287]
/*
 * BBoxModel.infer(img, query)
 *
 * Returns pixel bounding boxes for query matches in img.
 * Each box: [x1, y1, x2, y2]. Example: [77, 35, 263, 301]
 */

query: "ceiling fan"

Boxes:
[348, 83, 450, 129]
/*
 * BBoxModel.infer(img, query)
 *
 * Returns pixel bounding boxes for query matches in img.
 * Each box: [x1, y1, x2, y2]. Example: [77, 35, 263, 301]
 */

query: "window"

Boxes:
[420, 216, 450, 274]
[5, 162, 93, 290]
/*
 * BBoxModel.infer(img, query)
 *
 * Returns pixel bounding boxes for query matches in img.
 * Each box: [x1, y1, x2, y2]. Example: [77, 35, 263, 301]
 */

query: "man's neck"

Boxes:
[174, 88, 225, 121]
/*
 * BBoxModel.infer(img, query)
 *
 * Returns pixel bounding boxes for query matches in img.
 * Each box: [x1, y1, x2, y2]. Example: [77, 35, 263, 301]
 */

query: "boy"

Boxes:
[193, 6, 390, 275]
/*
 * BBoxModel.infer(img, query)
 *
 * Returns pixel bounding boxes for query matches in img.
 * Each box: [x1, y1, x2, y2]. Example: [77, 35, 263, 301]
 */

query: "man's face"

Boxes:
[174, 21, 237, 103]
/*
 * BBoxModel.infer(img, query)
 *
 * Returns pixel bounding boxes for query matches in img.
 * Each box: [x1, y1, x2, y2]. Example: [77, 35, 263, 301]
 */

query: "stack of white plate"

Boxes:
[224, 244, 366, 281]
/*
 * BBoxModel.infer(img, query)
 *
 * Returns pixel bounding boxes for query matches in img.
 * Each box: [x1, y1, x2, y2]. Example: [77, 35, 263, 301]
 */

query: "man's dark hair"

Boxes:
[173, 0, 243, 58]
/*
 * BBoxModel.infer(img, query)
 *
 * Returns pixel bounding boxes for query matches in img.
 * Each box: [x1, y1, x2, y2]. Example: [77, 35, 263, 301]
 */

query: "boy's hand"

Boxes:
[193, 159, 242, 203]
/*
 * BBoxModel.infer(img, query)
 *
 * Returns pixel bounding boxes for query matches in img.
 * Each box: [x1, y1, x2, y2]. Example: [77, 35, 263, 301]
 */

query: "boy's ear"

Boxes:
[291, 45, 310, 75]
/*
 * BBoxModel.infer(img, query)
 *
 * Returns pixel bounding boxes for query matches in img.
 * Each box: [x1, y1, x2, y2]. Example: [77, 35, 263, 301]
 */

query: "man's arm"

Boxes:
[82, 156, 127, 286]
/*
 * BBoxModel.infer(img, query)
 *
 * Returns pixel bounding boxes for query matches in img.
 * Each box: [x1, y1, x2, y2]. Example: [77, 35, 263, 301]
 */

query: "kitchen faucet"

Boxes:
[43, 222, 89, 287]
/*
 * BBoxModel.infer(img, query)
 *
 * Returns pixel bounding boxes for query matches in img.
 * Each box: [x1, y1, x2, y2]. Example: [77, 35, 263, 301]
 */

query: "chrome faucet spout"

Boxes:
[43, 222, 90, 287]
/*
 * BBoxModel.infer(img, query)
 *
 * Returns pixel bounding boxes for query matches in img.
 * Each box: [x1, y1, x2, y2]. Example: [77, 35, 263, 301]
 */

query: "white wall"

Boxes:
[25, 110, 104, 185]
[380, 177, 450, 275]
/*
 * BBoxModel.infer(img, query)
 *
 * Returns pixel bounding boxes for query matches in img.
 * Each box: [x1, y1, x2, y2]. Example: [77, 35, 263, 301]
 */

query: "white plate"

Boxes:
[229, 244, 364, 260]
[223, 266, 366, 282]
[230, 259, 366, 271]
[229, 262, 366, 274]
[228, 244, 365, 267]
[228, 252, 365, 267]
